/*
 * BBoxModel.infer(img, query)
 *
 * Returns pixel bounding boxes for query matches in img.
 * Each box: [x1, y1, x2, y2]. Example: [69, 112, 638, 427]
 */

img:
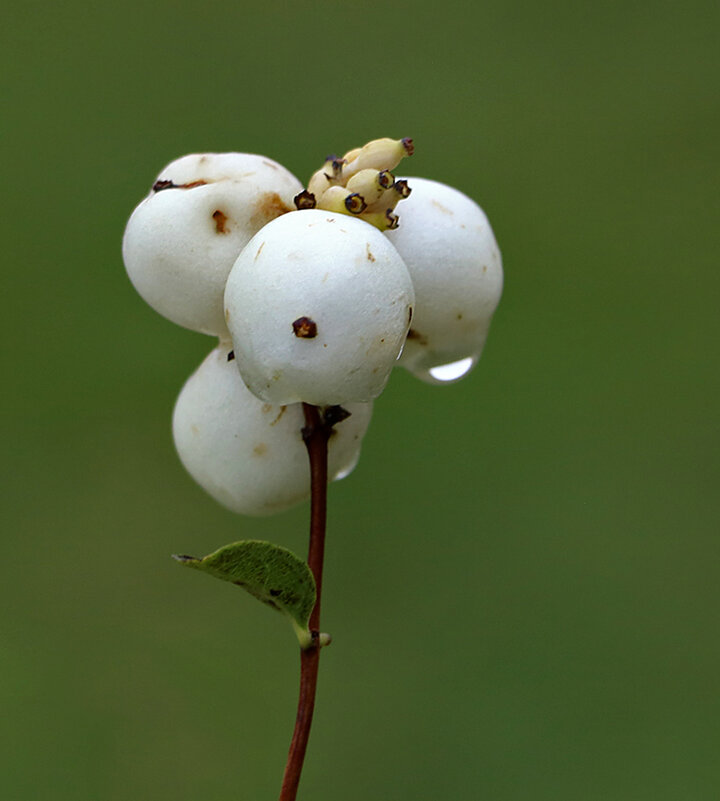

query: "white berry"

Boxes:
[122, 153, 302, 336]
[172, 347, 373, 516]
[385, 177, 503, 384]
[223, 209, 415, 405]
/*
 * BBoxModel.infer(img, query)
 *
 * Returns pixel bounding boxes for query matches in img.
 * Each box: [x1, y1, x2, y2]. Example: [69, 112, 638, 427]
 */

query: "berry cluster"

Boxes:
[122, 138, 503, 515]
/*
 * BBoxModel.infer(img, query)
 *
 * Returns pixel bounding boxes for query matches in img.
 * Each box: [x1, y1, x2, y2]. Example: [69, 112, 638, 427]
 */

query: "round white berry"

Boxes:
[223, 209, 415, 405]
[172, 347, 373, 516]
[386, 177, 503, 384]
[122, 153, 303, 336]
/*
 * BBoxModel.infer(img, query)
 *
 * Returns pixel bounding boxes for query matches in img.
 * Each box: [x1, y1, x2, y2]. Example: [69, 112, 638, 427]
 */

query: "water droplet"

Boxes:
[427, 356, 475, 382]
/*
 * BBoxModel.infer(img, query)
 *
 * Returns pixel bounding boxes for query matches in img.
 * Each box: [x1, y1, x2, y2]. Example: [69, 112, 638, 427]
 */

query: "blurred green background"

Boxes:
[2, 1, 718, 799]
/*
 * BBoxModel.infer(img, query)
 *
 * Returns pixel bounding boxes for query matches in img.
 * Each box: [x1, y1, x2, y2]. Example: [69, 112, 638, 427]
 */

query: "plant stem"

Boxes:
[278, 404, 329, 801]
[303, 404, 329, 628]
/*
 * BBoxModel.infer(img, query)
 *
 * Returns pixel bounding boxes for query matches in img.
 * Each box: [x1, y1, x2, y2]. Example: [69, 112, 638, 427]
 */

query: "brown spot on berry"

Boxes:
[255, 241, 266, 261]
[253, 443, 268, 456]
[270, 406, 287, 426]
[366, 244, 376, 262]
[401, 137, 415, 156]
[292, 317, 318, 338]
[407, 328, 428, 346]
[431, 199, 453, 215]
[152, 179, 208, 192]
[251, 192, 292, 228]
[213, 209, 229, 233]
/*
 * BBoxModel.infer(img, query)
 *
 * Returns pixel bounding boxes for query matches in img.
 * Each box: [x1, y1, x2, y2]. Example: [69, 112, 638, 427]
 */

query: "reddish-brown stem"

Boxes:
[303, 404, 329, 631]
[278, 404, 329, 801]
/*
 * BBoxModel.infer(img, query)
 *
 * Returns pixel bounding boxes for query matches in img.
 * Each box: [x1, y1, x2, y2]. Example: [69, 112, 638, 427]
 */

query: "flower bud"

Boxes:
[122, 153, 302, 336]
[172, 347, 373, 516]
[341, 137, 414, 180]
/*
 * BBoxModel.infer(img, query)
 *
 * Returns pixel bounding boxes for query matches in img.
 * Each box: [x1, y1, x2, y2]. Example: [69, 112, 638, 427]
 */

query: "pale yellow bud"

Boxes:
[345, 169, 394, 206]
[316, 185, 367, 215]
[342, 137, 414, 180]
[361, 208, 400, 231]
[307, 155, 345, 198]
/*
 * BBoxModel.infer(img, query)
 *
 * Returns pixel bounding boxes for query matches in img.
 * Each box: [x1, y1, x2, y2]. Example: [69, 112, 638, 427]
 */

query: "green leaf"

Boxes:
[173, 540, 316, 648]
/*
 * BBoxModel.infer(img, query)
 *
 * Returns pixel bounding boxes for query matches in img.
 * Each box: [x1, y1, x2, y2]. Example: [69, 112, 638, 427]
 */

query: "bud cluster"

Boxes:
[122, 138, 503, 515]
[296, 137, 415, 231]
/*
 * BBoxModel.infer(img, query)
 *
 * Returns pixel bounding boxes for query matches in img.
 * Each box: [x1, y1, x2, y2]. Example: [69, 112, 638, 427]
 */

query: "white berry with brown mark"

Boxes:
[122, 153, 302, 336]
[223, 209, 415, 405]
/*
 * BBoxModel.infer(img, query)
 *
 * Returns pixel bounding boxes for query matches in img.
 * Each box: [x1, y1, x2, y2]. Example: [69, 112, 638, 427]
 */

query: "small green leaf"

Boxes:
[173, 540, 316, 648]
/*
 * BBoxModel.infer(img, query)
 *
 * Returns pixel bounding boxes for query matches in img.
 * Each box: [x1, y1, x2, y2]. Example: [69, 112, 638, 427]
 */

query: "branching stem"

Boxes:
[278, 404, 330, 801]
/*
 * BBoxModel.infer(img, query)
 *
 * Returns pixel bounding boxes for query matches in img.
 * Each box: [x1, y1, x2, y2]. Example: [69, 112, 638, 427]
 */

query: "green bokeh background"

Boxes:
[2, 1, 718, 799]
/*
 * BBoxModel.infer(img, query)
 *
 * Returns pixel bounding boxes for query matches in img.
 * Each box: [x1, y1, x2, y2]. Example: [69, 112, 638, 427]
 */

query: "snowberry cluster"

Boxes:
[122, 138, 503, 515]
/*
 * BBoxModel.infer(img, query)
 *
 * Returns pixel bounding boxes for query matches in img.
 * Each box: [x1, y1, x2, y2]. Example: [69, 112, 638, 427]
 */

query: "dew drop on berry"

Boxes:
[417, 355, 477, 384]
